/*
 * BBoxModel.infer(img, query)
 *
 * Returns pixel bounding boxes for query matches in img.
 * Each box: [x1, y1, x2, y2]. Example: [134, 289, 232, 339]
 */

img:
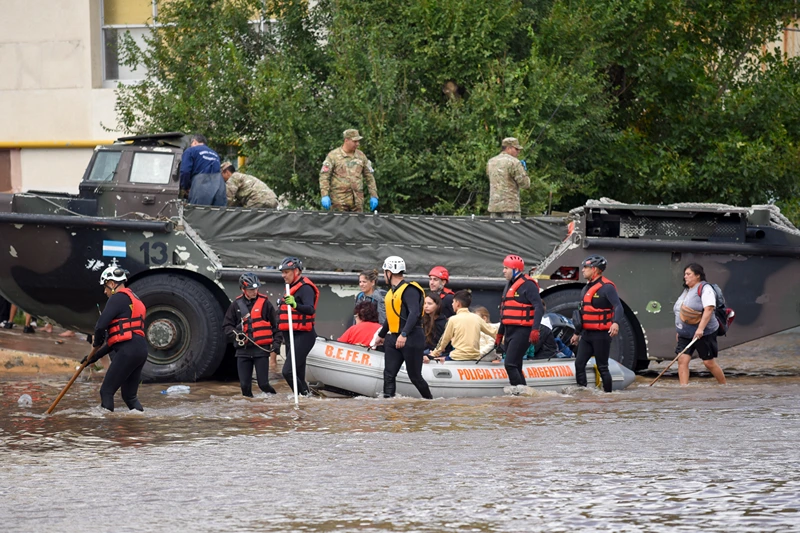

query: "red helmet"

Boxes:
[503, 254, 524, 271]
[429, 266, 449, 281]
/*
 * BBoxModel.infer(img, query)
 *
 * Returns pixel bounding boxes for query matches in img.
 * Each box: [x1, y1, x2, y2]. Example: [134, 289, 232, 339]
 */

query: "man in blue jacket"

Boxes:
[179, 134, 226, 206]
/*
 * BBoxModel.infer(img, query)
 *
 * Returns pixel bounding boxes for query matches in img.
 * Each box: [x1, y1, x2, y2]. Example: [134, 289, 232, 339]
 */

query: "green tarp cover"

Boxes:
[184, 207, 567, 278]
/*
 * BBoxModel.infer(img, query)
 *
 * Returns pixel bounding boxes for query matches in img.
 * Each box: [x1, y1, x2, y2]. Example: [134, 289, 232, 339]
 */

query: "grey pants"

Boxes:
[188, 173, 227, 206]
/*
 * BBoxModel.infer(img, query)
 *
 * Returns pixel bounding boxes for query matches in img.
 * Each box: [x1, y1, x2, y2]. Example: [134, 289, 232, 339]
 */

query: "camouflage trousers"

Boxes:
[331, 190, 364, 213]
[490, 211, 521, 219]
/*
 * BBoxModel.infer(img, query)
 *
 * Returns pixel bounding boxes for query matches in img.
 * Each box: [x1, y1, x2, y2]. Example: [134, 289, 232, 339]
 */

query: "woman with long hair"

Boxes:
[422, 291, 448, 361]
[673, 263, 726, 385]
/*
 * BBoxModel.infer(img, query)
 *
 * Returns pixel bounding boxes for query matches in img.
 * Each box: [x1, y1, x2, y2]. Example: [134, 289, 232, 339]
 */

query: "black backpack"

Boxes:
[698, 282, 735, 336]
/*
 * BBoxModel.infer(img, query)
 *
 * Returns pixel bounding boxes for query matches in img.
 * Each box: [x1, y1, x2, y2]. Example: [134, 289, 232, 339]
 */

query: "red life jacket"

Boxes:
[500, 274, 539, 327]
[236, 294, 274, 347]
[278, 276, 320, 332]
[107, 287, 146, 346]
[441, 287, 455, 296]
[580, 276, 616, 331]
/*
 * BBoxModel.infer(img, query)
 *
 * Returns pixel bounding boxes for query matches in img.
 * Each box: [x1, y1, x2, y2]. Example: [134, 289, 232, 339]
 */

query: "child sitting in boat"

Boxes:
[338, 301, 382, 347]
[473, 306, 500, 360]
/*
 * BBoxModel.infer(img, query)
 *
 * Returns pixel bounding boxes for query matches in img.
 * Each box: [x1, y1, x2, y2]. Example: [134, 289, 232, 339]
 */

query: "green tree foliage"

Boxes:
[115, 0, 800, 220]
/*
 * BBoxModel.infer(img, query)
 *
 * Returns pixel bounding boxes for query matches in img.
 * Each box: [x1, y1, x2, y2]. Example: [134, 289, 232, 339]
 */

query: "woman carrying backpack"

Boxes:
[673, 263, 727, 385]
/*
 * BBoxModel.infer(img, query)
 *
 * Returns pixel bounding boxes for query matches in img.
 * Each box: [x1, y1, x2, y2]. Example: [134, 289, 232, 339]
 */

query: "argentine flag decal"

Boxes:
[102, 240, 127, 257]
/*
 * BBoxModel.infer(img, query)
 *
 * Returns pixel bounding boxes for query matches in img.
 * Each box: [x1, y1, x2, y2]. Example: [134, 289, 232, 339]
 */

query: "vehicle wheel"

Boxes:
[130, 274, 225, 382]
[543, 288, 639, 370]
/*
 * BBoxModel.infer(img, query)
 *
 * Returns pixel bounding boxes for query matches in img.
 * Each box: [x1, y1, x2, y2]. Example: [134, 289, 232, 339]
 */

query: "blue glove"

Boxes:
[369, 197, 379, 211]
[520, 160, 528, 171]
[321, 196, 331, 210]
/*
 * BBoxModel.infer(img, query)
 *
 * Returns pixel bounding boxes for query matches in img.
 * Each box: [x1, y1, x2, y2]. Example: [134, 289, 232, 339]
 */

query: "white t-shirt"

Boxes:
[675, 284, 717, 309]
[674, 283, 718, 334]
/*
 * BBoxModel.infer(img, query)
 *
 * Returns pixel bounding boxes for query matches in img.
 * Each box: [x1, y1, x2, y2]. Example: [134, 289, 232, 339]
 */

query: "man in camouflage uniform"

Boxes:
[486, 137, 531, 219]
[221, 161, 278, 209]
[319, 129, 379, 213]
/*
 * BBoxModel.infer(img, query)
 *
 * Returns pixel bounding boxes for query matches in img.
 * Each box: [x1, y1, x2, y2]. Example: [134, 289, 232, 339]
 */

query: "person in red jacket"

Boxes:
[570, 255, 623, 392]
[278, 256, 319, 396]
[495, 254, 544, 389]
[84, 264, 148, 411]
[223, 273, 282, 397]
[338, 301, 382, 346]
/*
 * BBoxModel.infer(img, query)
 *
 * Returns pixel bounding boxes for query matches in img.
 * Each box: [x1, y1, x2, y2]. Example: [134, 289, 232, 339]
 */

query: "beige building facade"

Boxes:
[0, 0, 151, 193]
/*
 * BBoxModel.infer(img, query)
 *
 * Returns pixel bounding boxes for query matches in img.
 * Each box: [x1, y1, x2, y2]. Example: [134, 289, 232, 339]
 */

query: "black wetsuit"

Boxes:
[93, 290, 148, 412]
[379, 280, 433, 399]
[498, 275, 544, 386]
[223, 294, 283, 396]
[575, 278, 624, 392]
[531, 325, 559, 360]
[436, 291, 455, 319]
[281, 283, 317, 396]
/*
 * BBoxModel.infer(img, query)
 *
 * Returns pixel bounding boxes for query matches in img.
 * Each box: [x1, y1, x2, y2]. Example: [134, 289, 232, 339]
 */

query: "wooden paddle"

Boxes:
[648, 337, 698, 387]
[46, 347, 99, 415]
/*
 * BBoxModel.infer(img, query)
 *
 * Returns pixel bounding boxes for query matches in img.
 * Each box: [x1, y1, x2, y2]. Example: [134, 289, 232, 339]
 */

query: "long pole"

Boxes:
[46, 347, 98, 414]
[649, 337, 698, 387]
[285, 283, 299, 408]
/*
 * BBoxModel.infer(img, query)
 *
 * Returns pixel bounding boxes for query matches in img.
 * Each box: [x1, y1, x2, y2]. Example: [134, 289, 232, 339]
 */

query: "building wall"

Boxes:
[0, 0, 117, 192]
[20, 149, 95, 193]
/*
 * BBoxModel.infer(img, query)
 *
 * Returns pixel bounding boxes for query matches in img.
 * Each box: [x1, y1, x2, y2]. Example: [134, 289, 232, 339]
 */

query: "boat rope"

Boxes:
[22, 192, 175, 223]
[234, 317, 275, 353]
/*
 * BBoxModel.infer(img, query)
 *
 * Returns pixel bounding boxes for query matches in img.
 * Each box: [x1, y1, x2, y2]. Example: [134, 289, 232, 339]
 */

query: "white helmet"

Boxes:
[382, 256, 406, 274]
[99, 265, 128, 285]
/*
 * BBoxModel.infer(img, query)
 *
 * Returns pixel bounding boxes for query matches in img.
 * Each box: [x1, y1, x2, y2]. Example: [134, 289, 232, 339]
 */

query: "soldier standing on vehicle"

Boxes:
[428, 266, 455, 318]
[486, 137, 530, 219]
[223, 273, 282, 397]
[319, 129, 379, 213]
[179, 134, 227, 206]
[570, 255, 623, 393]
[220, 161, 278, 209]
[84, 265, 148, 412]
[373, 256, 433, 399]
[278, 257, 319, 396]
[496, 254, 544, 390]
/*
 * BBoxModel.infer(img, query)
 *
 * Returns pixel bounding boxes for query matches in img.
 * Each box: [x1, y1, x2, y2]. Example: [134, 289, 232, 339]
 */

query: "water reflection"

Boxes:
[1, 330, 799, 531]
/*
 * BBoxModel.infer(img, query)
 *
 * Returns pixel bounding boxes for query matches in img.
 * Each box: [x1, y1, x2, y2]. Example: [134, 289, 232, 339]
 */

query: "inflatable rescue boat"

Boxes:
[305, 338, 637, 398]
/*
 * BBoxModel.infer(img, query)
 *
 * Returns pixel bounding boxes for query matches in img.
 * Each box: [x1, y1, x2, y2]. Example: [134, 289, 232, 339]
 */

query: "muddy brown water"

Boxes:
[1, 330, 799, 532]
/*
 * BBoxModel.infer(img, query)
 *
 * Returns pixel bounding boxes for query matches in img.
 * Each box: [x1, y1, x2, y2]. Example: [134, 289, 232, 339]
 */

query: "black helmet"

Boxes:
[239, 272, 261, 290]
[581, 255, 607, 271]
[279, 256, 303, 271]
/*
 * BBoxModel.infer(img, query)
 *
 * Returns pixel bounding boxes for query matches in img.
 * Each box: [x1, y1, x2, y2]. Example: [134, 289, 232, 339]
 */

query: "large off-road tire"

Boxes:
[130, 274, 226, 382]
[543, 288, 640, 370]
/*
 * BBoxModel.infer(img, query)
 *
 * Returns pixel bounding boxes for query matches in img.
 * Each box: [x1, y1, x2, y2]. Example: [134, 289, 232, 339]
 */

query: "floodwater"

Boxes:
[1, 332, 800, 532]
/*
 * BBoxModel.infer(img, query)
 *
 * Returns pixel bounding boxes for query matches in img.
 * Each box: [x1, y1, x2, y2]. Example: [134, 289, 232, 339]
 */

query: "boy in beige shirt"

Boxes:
[430, 290, 497, 361]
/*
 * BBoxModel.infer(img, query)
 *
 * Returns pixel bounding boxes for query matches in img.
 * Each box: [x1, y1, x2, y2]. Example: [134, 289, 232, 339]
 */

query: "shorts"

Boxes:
[675, 332, 718, 361]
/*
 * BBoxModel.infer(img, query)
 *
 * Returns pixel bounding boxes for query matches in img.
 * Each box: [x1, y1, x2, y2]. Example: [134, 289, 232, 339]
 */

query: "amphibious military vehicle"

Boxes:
[1, 132, 798, 381]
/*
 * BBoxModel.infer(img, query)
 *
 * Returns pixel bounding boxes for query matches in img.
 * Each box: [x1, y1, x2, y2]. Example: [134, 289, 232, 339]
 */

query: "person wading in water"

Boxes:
[85, 265, 148, 411]
[373, 256, 433, 399]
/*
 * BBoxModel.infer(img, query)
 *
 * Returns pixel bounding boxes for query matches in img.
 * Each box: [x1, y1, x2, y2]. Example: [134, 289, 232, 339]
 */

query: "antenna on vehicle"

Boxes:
[529, 84, 574, 148]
